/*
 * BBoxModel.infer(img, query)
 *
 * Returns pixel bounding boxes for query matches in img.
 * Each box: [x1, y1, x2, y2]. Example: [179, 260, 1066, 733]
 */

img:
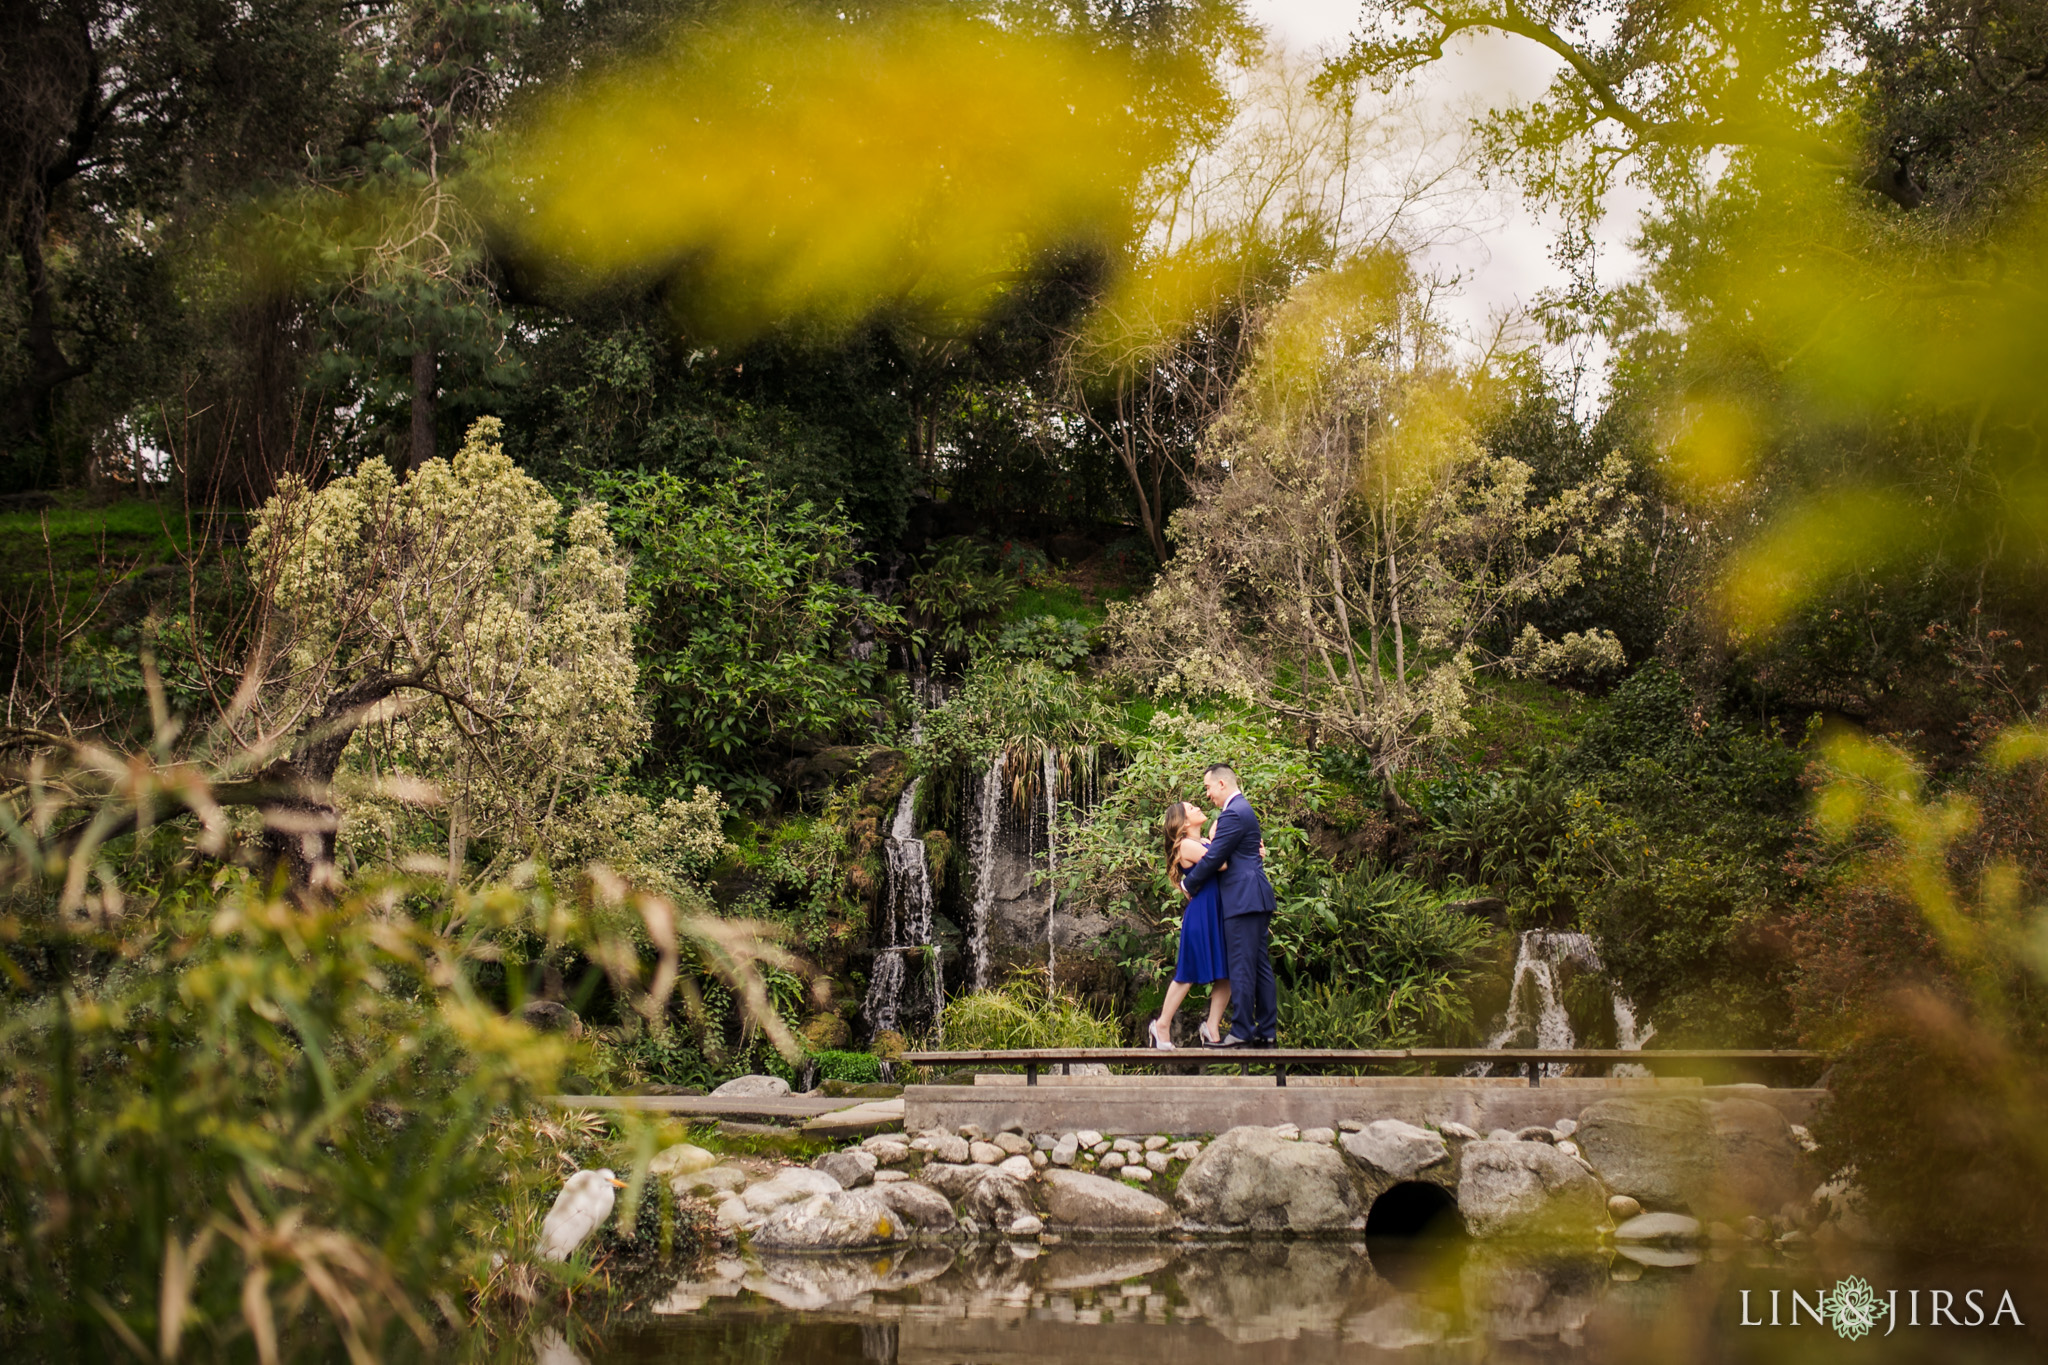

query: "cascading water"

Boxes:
[1471, 929, 1656, 1078]
[1042, 745, 1059, 992]
[964, 750, 1008, 992]
[862, 778, 942, 1039]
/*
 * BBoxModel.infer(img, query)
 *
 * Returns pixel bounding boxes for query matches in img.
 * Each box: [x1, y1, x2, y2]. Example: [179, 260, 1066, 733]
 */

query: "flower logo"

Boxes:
[1822, 1276, 1887, 1341]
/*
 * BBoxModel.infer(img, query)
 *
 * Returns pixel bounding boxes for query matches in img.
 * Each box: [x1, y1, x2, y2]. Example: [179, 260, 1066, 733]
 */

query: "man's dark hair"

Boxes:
[1204, 763, 1239, 785]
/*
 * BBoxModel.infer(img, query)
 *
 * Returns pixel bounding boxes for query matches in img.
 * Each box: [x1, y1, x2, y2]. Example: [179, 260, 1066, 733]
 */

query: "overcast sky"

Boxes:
[1255, 0, 1650, 358]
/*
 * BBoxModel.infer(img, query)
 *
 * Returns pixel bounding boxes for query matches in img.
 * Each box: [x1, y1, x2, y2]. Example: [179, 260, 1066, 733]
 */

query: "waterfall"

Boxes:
[964, 750, 1007, 992]
[1472, 929, 1654, 1078]
[1042, 746, 1059, 992]
[862, 778, 940, 1039]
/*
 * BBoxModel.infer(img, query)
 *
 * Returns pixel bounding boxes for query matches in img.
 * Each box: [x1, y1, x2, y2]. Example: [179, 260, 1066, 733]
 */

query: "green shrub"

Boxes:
[940, 973, 1120, 1049]
[809, 1049, 885, 1083]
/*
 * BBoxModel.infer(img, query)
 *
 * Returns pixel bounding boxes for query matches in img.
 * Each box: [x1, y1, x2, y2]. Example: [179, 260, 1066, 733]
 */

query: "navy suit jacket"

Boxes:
[1181, 792, 1277, 919]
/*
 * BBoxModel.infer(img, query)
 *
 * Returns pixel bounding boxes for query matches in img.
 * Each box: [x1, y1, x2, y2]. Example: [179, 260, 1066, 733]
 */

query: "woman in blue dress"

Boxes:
[1147, 800, 1232, 1048]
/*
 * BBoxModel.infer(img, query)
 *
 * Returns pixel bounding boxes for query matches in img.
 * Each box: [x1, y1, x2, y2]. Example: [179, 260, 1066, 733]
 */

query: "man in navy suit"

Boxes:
[1180, 763, 1278, 1047]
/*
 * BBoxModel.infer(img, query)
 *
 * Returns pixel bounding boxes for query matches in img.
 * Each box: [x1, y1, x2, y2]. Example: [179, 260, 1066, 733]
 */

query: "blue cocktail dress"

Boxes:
[1173, 862, 1229, 984]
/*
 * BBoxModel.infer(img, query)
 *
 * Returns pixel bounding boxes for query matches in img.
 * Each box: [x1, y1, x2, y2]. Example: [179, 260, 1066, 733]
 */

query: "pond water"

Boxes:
[523, 1236, 2048, 1365]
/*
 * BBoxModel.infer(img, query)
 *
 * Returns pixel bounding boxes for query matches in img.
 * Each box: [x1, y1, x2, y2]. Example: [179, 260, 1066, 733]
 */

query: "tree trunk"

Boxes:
[1, 203, 89, 462]
[252, 672, 416, 895]
[410, 347, 437, 470]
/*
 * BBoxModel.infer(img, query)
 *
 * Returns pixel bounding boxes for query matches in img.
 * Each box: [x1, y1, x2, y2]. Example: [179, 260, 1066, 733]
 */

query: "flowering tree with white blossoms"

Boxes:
[229, 417, 705, 891]
[1109, 250, 1638, 792]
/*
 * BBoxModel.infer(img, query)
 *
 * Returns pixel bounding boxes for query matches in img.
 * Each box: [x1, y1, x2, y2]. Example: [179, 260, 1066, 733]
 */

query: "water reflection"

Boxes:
[558, 1238, 2047, 1364]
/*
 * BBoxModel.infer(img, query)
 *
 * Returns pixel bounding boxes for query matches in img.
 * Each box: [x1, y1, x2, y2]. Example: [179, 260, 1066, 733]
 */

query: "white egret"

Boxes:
[536, 1168, 628, 1262]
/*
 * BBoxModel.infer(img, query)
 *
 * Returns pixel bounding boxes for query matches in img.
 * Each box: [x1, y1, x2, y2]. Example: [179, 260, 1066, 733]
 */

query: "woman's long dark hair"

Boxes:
[1163, 801, 1202, 890]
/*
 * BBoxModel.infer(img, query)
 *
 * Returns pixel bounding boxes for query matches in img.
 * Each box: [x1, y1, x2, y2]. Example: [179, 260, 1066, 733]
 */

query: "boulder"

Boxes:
[1614, 1212, 1702, 1245]
[1008, 1214, 1044, 1236]
[752, 1189, 906, 1249]
[965, 1173, 1037, 1229]
[712, 1074, 792, 1099]
[813, 1149, 878, 1189]
[1440, 1122, 1481, 1141]
[1038, 1169, 1175, 1230]
[1175, 1126, 1369, 1233]
[872, 1180, 957, 1231]
[918, 1162, 990, 1200]
[1341, 1120, 1450, 1181]
[674, 1165, 748, 1198]
[517, 1000, 584, 1038]
[1514, 1125, 1557, 1144]
[1456, 1140, 1609, 1240]
[740, 1168, 844, 1213]
[1704, 1098, 1802, 1217]
[649, 1143, 718, 1179]
[1574, 1096, 1715, 1210]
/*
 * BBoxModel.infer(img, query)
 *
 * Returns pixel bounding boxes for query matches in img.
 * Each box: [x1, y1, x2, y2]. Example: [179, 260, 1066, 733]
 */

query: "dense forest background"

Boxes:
[4, 0, 2048, 1353]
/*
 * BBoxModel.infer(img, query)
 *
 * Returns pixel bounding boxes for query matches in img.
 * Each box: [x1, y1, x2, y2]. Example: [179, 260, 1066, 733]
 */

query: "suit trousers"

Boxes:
[1222, 911, 1277, 1042]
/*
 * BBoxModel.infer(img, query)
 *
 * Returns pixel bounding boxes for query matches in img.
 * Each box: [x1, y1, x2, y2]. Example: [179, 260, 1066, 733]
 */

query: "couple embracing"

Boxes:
[1147, 764, 1279, 1050]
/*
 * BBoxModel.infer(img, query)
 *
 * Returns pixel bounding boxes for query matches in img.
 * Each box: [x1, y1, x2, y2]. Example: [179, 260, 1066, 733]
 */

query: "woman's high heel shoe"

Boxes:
[1148, 1019, 1175, 1050]
[1198, 1020, 1220, 1046]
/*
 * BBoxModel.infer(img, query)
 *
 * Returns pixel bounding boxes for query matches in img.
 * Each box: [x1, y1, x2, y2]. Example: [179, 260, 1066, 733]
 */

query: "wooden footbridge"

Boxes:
[894, 1046, 1828, 1138]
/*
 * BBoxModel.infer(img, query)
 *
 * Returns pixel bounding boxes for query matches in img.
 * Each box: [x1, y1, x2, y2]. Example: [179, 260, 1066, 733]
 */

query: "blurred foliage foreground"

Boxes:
[0, 746, 797, 1363]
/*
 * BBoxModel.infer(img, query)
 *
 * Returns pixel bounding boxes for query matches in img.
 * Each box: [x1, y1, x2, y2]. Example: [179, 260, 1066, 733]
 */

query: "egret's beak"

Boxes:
[608, 1177, 628, 1188]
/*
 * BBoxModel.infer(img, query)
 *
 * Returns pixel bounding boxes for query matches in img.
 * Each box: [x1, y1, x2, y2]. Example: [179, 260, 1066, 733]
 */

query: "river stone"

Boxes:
[1456, 1140, 1608, 1239]
[969, 1141, 1005, 1165]
[1144, 1135, 1169, 1150]
[1030, 1151, 1049, 1169]
[1121, 1166, 1153, 1182]
[1008, 1214, 1044, 1236]
[1440, 1122, 1481, 1141]
[993, 1131, 1033, 1156]
[752, 1189, 905, 1249]
[1341, 1119, 1449, 1181]
[712, 1074, 791, 1099]
[1144, 1150, 1170, 1172]
[650, 1142, 718, 1178]
[1176, 1125, 1369, 1233]
[1575, 1096, 1715, 1210]
[1076, 1130, 1104, 1147]
[997, 1155, 1035, 1181]
[1051, 1134, 1079, 1166]
[1034, 1132, 1058, 1151]
[957, 1124, 986, 1140]
[1514, 1125, 1557, 1144]
[813, 1149, 878, 1189]
[1112, 1138, 1141, 1153]
[872, 1169, 910, 1184]
[1607, 1194, 1642, 1221]
[741, 1168, 844, 1213]
[928, 1135, 971, 1164]
[1101, 1152, 1126, 1170]
[1615, 1212, 1703, 1245]
[1704, 1098, 1802, 1217]
[865, 1139, 910, 1166]
[872, 1179, 957, 1231]
[1039, 1169, 1174, 1230]
[1553, 1118, 1578, 1138]
[964, 1173, 1036, 1228]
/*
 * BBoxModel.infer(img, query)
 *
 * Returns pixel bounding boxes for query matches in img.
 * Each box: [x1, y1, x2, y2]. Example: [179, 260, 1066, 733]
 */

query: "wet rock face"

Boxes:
[751, 1189, 907, 1249]
[1456, 1140, 1609, 1239]
[1574, 1097, 1716, 1210]
[1037, 1169, 1175, 1230]
[1175, 1126, 1369, 1233]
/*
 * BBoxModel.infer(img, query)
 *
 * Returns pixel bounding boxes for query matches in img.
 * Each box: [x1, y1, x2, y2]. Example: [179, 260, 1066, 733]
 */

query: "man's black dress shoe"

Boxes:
[1250, 1037, 1278, 1049]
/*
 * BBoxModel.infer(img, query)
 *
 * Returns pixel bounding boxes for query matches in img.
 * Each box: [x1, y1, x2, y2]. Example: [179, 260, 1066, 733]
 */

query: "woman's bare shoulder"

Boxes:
[1176, 835, 1209, 864]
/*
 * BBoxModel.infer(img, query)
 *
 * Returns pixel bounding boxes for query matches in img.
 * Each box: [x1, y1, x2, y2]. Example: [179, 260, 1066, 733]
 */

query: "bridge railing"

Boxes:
[897, 1046, 1825, 1088]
